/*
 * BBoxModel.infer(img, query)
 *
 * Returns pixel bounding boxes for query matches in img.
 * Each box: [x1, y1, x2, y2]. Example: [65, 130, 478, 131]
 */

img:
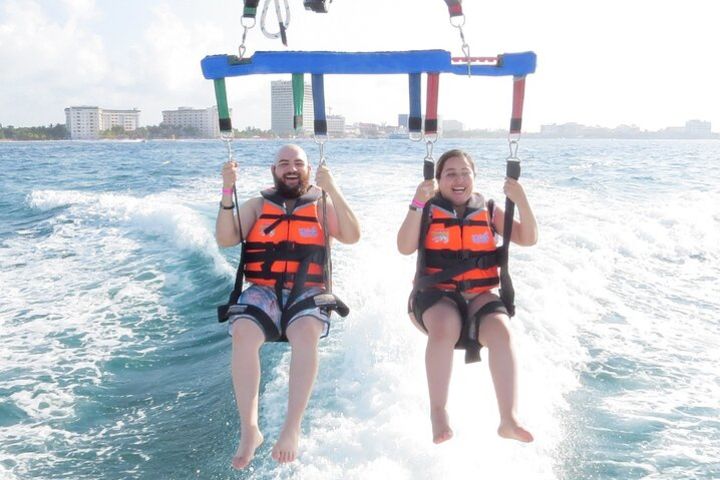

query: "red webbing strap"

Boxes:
[444, 0, 463, 17]
[424, 73, 440, 135]
[510, 76, 526, 135]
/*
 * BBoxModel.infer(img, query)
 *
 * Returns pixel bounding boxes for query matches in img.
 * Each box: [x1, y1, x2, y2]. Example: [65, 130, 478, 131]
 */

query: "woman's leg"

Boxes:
[471, 295, 533, 443]
[421, 298, 463, 444]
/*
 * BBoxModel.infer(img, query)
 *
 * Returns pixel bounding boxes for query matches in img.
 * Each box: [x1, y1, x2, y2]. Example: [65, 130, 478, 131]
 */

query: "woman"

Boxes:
[397, 149, 537, 444]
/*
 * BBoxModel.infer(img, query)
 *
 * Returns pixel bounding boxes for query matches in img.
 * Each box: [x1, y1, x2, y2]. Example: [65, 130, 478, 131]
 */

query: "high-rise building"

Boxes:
[162, 106, 222, 138]
[64, 106, 140, 139]
[326, 115, 345, 136]
[271, 80, 314, 136]
[65, 106, 101, 140]
[685, 119, 711, 136]
[101, 109, 140, 132]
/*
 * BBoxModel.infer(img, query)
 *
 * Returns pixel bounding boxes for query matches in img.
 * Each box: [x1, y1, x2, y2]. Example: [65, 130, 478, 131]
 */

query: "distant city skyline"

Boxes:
[1, 1, 719, 133]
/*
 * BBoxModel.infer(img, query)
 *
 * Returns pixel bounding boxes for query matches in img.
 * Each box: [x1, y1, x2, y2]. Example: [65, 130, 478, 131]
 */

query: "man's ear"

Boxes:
[271, 165, 276, 176]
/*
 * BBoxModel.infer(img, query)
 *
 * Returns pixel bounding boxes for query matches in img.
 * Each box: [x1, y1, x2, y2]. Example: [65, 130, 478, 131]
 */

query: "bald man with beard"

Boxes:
[215, 144, 360, 469]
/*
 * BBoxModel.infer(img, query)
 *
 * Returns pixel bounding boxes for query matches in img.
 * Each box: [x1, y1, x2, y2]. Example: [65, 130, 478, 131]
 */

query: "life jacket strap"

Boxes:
[415, 252, 500, 291]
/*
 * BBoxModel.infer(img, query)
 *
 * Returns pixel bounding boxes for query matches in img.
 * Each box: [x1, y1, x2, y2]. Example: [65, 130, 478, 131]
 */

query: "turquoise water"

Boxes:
[1, 139, 719, 479]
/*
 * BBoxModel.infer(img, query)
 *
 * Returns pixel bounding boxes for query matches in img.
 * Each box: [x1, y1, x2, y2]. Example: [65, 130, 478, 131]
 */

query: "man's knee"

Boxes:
[231, 318, 266, 348]
[286, 316, 323, 346]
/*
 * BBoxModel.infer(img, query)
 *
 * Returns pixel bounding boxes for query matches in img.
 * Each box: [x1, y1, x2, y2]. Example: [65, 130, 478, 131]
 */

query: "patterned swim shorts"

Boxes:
[227, 284, 330, 339]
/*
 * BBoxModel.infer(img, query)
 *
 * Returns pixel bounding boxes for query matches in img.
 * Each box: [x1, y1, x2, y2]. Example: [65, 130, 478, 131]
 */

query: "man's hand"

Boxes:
[222, 160, 238, 189]
[315, 164, 337, 193]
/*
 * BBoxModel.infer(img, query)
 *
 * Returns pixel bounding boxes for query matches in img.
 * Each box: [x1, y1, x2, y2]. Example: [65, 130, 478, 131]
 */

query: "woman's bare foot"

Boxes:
[231, 426, 264, 470]
[431, 408, 454, 444]
[498, 419, 534, 443]
[271, 425, 300, 463]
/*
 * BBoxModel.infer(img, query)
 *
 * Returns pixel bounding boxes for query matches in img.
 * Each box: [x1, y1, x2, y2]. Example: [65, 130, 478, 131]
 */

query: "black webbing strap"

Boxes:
[226, 303, 281, 341]
[414, 251, 500, 291]
[499, 160, 520, 317]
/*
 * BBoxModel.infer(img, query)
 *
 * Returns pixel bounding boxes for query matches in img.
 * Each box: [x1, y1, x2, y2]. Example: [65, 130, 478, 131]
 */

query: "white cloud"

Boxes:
[0, 0, 108, 124]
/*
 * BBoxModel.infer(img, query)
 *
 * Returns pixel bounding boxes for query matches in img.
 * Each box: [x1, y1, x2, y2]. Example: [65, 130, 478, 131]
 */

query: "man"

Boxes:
[215, 144, 360, 469]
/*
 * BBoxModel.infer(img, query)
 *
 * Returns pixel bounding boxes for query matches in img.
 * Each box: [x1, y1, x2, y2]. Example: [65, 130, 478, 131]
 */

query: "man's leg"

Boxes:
[230, 319, 266, 469]
[422, 298, 463, 444]
[271, 315, 324, 464]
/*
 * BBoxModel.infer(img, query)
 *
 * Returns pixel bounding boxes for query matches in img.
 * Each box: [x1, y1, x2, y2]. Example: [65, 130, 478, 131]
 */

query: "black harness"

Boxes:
[218, 188, 349, 342]
[409, 195, 512, 363]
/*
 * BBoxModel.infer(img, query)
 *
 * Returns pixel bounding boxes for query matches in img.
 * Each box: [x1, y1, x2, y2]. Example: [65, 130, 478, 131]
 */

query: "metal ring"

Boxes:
[450, 15, 466, 28]
[409, 132, 424, 142]
[424, 132, 439, 144]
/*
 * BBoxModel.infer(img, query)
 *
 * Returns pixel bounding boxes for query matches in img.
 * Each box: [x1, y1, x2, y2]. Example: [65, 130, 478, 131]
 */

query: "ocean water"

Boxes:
[1, 138, 719, 480]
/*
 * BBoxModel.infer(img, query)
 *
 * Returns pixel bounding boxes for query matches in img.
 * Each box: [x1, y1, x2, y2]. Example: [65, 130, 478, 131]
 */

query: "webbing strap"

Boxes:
[510, 76, 526, 134]
[311, 74, 327, 136]
[444, 0, 463, 17]
[499, 160, 520, 317]
[292, 73, 304, 130]
[408, 73, 422, 133]
[213, 78, 232, 132]
[243, 0, 260, 18]
[424, 73, 440, 135]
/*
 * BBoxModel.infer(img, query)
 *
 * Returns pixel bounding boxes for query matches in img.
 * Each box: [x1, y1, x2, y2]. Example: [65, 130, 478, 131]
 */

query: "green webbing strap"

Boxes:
[243, 0, 260, 18]
[213, 78, 232, 132]
[292, 73, 304, 130]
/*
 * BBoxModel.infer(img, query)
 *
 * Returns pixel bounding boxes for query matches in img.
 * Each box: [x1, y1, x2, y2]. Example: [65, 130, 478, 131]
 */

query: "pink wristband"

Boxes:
[411, 199, 426, 209]
[222, 188, 233, 195]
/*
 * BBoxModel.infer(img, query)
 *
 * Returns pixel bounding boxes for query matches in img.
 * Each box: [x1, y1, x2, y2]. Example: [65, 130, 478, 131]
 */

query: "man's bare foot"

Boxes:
[430, 408, 454, 444]
[498, 420, 534, 443]
[271, 425, 300, 464]
[231, 425, 264, 470]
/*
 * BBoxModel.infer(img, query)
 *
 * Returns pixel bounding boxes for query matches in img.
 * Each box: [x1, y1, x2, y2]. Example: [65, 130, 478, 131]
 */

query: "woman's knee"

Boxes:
[477, 313, 511, 348]
[424, 310, 462, 344]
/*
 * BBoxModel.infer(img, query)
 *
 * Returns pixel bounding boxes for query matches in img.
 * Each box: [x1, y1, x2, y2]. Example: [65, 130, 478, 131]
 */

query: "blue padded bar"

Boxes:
[201, 50, 536, 79]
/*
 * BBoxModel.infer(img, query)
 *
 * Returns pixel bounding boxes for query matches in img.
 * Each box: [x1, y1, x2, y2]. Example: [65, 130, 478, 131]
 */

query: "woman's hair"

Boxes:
[435, 149, 475, 180]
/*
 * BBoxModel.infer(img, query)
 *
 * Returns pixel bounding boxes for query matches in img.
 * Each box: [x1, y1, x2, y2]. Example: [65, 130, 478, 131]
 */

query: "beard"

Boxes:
[273, 170, 310, 199]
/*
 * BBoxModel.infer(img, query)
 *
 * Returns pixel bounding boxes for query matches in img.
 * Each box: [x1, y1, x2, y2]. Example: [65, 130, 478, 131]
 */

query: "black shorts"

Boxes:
[408, 289, 509, 352]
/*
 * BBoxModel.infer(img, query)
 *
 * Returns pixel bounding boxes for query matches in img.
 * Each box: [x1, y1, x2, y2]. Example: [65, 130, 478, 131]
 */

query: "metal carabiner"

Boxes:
[450, 15, 472, 77]
[424, 137, 436, 161]
[220, 133, 235, 163]
[260, 0, 290, 45]
[313, 135, 328, 167]
[507, 138, 520, 160]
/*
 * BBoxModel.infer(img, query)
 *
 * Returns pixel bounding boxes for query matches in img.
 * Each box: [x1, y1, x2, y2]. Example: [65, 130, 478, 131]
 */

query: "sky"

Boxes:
[1, 0, 718, 132]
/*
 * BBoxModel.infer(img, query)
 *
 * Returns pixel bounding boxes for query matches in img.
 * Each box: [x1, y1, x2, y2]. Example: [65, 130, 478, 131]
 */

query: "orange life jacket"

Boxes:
[243, 187, 326, 290]
[420, 193, 500, 294]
